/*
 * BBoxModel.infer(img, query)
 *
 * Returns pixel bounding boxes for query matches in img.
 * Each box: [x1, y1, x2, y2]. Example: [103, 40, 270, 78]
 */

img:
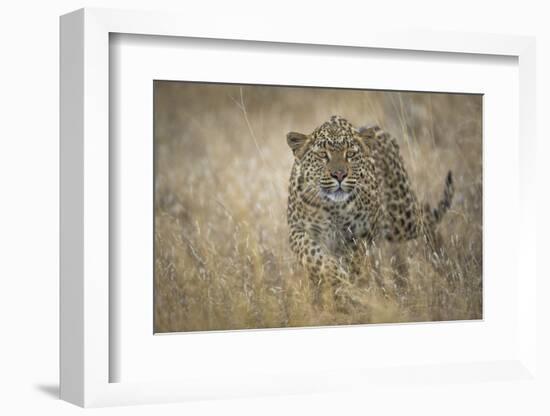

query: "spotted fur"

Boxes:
[286, 116, 453, 304]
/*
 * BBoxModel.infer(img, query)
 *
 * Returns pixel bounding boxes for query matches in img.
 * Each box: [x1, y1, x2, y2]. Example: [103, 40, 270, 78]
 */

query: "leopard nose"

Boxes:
[331, 169, 348, 182]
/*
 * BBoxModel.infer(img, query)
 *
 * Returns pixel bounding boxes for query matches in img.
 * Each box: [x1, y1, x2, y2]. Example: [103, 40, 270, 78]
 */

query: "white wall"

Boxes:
[0, 1, 548, 415]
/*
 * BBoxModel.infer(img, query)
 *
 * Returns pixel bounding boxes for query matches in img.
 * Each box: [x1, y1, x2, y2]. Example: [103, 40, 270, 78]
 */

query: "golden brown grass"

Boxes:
[154, 82, 482, 333]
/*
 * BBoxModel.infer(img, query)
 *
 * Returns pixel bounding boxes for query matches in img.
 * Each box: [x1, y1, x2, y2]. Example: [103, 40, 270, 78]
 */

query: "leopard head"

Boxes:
[287, 116, 367, 203]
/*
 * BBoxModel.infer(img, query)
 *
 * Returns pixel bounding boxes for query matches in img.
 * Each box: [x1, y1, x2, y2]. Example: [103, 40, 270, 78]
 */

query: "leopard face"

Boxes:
[287, 116, 369, 206]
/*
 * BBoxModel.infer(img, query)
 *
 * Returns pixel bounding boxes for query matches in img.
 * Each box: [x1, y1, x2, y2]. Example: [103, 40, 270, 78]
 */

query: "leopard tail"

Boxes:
[430, 170, 454, 224]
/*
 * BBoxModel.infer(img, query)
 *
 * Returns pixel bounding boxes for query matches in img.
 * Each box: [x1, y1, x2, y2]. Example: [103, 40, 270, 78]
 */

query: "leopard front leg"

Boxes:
[290, 230, 351, 309]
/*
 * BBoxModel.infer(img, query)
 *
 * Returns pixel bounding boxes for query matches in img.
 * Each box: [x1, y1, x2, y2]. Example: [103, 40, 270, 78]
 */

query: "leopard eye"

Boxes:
[347, 150, 357, 159]
[316, 151, 328, 159]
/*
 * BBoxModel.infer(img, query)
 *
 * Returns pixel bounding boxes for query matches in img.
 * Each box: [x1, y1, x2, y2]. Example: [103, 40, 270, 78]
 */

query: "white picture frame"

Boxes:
[60, 7, 538, 408]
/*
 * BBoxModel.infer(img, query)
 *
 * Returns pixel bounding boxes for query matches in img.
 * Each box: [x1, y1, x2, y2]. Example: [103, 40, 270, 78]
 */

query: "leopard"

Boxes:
[286, 115, 454, 306]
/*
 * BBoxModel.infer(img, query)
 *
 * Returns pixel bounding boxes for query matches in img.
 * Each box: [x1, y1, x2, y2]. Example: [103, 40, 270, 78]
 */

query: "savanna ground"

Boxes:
[154, 82, 482, 333]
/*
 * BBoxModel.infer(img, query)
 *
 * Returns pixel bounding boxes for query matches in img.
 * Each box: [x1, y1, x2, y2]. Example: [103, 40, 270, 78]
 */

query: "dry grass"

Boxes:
[154, 82, 482, 333]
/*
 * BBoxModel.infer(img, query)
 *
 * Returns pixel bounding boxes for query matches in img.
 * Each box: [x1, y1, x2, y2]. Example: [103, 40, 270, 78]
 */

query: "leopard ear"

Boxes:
[286, 132, 310, 159]
[357, 125, 380, 153]
[358, 125, 378, 140]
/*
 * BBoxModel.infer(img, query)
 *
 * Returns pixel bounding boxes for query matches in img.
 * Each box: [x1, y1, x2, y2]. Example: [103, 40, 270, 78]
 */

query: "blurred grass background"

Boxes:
[154, 81, 482, 333]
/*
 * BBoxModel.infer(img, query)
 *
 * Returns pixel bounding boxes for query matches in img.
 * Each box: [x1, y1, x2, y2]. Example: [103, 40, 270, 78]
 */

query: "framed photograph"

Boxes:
[60, 8, 538, 408]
